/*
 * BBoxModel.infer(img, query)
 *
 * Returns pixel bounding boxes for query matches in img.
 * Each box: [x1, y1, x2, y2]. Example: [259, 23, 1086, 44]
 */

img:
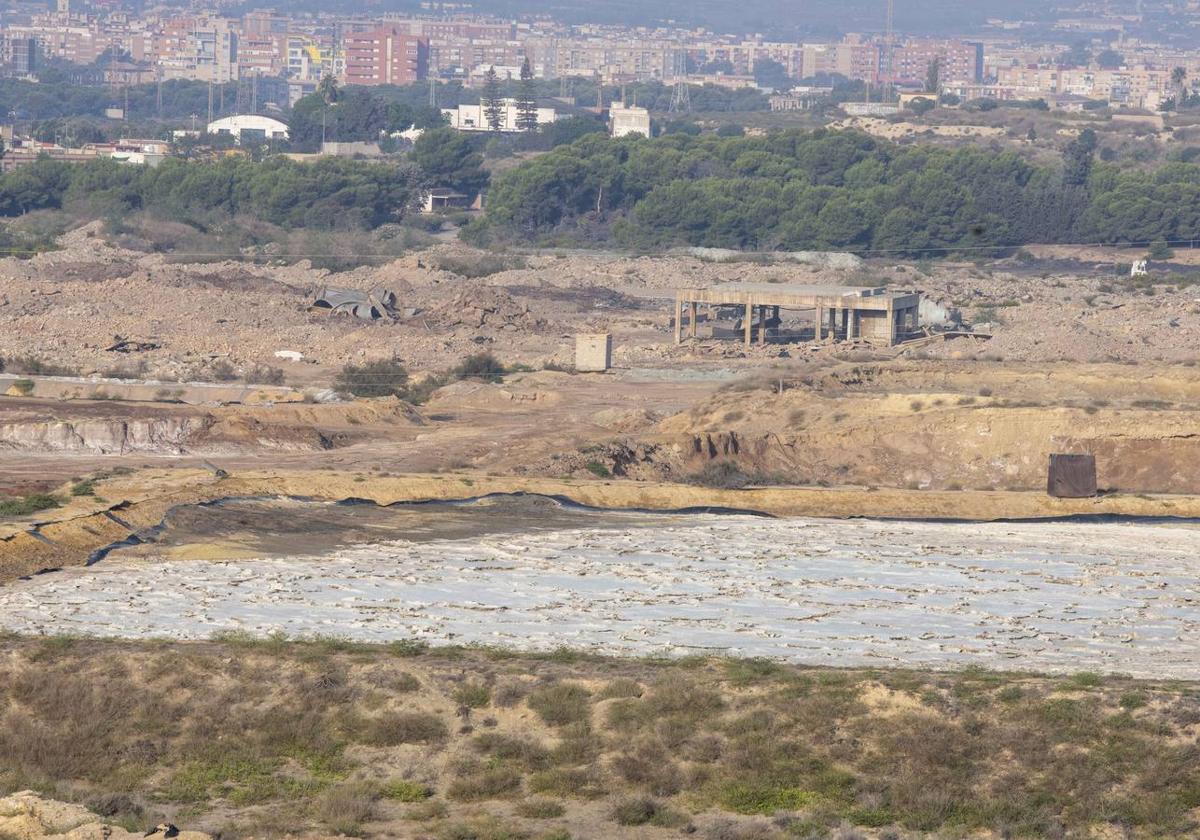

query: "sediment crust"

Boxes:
[4, 467, 1200, 584]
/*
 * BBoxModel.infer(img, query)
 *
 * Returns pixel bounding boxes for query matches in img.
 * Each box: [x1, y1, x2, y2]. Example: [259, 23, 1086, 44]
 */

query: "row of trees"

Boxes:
[0, 156, 425, 229]
[469, 128, 1200, 253]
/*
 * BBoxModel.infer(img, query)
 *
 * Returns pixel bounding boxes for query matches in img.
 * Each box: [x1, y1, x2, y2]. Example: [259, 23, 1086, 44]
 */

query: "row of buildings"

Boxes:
[3, 5, 1199, 110]
[0, 7, 985, 89]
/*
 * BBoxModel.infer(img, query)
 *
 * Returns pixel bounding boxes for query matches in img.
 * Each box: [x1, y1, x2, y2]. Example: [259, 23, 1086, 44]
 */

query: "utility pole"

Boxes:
[428, 76, 436, 107]
[206, 80, 213, 126]
[156, 65, 163, 121]
[669, 50, 690, 113]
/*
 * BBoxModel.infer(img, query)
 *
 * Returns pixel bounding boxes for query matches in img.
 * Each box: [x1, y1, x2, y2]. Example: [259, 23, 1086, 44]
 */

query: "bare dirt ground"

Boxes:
[4, 234, 1200, 496]
[6, 225, 1198, 383]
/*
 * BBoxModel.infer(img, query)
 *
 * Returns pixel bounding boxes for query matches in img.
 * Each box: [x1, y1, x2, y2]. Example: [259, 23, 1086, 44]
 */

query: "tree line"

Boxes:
[466, 128, 1200, 253]
[0, 155, 425, 230]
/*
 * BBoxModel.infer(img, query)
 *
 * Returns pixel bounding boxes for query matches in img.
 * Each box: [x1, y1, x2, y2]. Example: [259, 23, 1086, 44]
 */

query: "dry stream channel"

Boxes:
[1, 496, 1197, 678]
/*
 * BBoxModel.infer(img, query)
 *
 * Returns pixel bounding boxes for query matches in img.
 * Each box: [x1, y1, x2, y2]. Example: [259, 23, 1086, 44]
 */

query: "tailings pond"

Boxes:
[1, 495, 1198, 677]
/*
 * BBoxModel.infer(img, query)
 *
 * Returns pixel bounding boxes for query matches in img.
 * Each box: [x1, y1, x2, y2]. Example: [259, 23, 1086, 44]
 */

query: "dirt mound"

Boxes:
[0, 791, 209, 840]
[419, 282, 546, 331]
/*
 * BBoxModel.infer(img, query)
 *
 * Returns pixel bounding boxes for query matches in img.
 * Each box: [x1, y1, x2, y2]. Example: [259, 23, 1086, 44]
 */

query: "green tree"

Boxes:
[410, 127, 488, 197]
[1063, 128, 1097, 187]
[317, 75, 339, 105]
[1172, 67, 1188, 104]
[1096, 50, 1124, 70]
[1148, 239, 1174, 260]
[482, 66, 503, 132]
[910, 97, 936, 117]
[752, 58, 792, 91]
[516, 57, 538, 132]
[925, 58, 940, 94]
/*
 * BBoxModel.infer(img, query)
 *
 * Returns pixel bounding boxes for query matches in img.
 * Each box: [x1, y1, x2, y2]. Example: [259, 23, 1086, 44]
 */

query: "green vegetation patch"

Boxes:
[0, 493, 60, 517]
[717, 782, 820, 815]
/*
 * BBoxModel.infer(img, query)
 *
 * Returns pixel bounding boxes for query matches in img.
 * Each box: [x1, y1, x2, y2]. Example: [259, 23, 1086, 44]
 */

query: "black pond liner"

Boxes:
[83, 492, 775, 567]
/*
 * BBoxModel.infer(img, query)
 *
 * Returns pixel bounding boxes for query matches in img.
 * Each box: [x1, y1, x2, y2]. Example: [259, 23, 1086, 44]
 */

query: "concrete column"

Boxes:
[689, 301, 698, 338]
[674, 296, 682, 344]
[744, 302, 752, 346]
[758, 305, 766, 345]
[815, 305, 823, 342]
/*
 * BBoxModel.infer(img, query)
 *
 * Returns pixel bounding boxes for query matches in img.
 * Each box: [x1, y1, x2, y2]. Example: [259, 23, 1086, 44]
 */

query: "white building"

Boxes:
[206, 114, 290, 143]
[609, 104, 651, 138]
[441, 98, 556, 132]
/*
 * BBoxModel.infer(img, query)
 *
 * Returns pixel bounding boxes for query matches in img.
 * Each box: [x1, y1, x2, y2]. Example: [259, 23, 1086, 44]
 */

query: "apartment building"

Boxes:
[155, 16, 239, 83]
[7, 17, 113, 65]
[286, 34, 340, 82]
[994, 64, 1173, 108]
[343, 25, 428, 86]
[890, 39, 983, 86]
[0, 35, 37, 76]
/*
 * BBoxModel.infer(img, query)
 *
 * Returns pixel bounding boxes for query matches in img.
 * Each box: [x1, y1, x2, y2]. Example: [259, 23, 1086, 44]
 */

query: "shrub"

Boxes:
[334, 357, 409, 399]
[361, 711, 447, 746]
[610, 749, 683, 796]
[610, 796, 684, 827]
[527, 683, 592, 727]
[313, 781, 378, 836]
[494, 678, 529, 707]
[527, 767, 606, 799]
[515, 798, 565, 818]
[447, 763, 522, 801]
[472, 733, 551, 771]
[452, 352, 506, 384]
[389, 638, 429, 657]
[430, 252, 527, 278]
[11, 379, 34, 396]
[244, 364, 286, 386]
[207, 360, 237, 382]
[0, 493, 61, 517]
[3, 356, 77, 376]
[584, 461, 611, 478]
[70, 480, 96, 497]
[452, 681, 491, 709]
[718, 782, 819, 815]
[596, 678, 643, 700]
[380, 779, 433, 802]
[685, 462, 787, 489]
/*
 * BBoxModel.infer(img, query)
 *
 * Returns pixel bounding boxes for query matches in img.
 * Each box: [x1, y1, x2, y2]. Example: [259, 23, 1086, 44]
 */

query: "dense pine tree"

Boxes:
[482, 66, 503, 132]
[516, 58, 539, 132]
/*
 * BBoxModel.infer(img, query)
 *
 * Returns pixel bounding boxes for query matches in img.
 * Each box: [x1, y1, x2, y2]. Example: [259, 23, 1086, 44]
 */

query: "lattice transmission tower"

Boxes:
[669, 50, 690, 113]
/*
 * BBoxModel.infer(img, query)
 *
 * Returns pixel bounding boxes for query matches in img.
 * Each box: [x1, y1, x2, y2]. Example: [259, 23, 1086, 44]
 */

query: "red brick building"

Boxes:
[343, 26, 428, 86]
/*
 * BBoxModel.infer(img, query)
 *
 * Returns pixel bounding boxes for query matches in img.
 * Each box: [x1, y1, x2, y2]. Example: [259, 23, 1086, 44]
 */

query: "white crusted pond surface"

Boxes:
[1, 499, 1199, 677]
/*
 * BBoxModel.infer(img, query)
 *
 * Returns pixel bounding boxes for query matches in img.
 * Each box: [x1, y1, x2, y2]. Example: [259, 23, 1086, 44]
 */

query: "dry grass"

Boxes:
[0, 637, 1198, 839]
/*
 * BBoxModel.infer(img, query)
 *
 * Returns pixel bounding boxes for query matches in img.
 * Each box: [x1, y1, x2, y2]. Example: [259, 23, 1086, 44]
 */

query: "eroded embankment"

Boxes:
[6, 468, 1200, 584]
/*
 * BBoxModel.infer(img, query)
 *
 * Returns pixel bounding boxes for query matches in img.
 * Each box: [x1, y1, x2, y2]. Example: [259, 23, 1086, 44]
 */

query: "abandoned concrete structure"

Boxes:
[673, 283, 921, 347]
[575, 333, 612, 372]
